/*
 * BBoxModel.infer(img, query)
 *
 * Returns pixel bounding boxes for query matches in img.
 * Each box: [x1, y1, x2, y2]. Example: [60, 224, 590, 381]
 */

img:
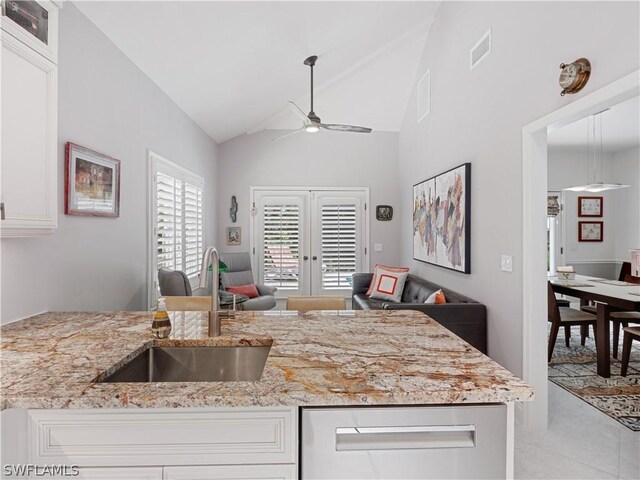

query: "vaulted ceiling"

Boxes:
[75, 1, 440, 143]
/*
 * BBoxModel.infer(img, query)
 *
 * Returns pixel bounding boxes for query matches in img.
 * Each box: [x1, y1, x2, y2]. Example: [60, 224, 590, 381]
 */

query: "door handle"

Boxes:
[303, 256, 309, 261]
[312, 256, 318, 260]
[335, 425, 476, 451]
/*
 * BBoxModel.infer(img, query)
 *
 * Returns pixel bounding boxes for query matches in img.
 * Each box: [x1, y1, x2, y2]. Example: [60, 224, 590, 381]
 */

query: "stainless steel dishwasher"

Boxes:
[301, 404, 507, 479]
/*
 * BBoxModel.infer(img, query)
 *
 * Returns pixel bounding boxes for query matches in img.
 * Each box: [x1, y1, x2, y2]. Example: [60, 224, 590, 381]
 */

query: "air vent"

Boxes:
[417, 69, 430, 123]
[470, 28, 491, 70]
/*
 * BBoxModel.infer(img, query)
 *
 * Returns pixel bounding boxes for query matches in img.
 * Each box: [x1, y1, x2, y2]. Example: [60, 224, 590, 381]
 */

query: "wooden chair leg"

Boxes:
[621, 331, 633, 377]
[580, 324, 588, 345]
[564, 325, 571, 348]
[549, 322, 560, 362]
[612, 320, 621, 359]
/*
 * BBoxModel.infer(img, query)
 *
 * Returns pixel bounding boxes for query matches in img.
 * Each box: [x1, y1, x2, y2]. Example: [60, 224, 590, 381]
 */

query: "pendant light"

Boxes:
[564, 110, 630, 192]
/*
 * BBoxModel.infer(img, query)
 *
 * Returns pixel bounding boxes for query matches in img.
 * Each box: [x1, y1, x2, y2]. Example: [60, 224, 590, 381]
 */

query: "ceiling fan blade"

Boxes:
[271, 127, 305, 142]
[288, 101, 311, 123]
[320, 123, 372, 133]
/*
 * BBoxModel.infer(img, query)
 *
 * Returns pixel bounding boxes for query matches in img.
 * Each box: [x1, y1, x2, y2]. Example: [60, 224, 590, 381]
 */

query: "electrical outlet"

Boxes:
[374, 244, 383, 252]
[501, 255, 513, 272]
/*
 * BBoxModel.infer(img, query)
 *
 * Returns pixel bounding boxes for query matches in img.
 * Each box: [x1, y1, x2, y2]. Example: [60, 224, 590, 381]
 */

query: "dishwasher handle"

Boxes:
[335, 425, 476, 451]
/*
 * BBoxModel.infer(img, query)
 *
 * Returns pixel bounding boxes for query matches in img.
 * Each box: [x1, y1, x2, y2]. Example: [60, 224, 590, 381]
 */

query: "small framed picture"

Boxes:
[376, 205, 393, 221]
[578, 196, 603, 217]
[227, 226, 241, 246]
[578, 221, 603, 242]
[65, 142, 120, 217]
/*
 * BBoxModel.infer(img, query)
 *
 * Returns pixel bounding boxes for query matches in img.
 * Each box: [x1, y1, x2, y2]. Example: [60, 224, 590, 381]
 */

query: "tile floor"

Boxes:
[515, 382, 640, 479]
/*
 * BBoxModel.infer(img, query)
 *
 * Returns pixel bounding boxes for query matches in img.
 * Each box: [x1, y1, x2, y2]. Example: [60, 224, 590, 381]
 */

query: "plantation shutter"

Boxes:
[151, 152, 204, 305]
[184, 182, 203, 278]
[156, 172, 183, 273]
[262, 203, 301, 291]
[320, 203, 358, 290]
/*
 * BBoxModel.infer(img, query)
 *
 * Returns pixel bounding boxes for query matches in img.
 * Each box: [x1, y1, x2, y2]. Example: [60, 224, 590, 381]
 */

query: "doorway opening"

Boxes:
[521, 71, 639, 429]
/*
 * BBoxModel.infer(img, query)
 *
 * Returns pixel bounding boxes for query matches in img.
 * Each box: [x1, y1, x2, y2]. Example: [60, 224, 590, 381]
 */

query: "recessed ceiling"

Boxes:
[75, 1, 441, 144]
[548, 95, 640, 154]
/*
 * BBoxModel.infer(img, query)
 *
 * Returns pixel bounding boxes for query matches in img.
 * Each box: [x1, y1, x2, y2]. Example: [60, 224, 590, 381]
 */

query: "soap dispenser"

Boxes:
[151, 298, 172, 339]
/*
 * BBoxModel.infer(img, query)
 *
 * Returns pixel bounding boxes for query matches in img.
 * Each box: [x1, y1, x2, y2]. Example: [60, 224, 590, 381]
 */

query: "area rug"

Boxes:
[548, 326, 640, 431]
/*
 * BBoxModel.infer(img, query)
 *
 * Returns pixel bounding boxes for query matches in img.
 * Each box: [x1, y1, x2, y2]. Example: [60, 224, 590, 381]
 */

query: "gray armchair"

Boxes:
[219, 253, 277, 311]
[158, 268, 193, 296]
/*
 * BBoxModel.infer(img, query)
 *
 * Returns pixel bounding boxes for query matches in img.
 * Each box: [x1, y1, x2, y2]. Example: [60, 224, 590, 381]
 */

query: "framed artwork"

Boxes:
[578, 221, 603, 242]
[375, 205, 393, 221]
[65, 142, 120, 217]
[578, 196, 603, 217]
[227, 226, 241, 246]
[413, 163, 471, 273]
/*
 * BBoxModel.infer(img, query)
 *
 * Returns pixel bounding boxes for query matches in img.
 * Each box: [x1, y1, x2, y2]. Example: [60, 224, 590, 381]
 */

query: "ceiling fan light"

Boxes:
[305, 124, 320, 133]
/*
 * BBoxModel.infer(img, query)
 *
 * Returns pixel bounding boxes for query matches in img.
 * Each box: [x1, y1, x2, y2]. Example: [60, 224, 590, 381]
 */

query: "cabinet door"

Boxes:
[0, 32, 57, 237]
[1, 0, 58, 63]
[163, 464, 297, 480]
[75, 467, 163, 479]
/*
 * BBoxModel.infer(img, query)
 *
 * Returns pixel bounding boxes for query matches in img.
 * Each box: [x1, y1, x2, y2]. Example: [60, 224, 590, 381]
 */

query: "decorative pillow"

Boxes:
[366, 264, 410, 296]
[424, 289, 447, 304]
[369, 268, 409, 303]
[226, 284, 259, 299]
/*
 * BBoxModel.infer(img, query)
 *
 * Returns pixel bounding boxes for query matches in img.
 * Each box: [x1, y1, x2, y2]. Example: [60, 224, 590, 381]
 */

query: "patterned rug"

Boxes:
[548, 325, 640, 431]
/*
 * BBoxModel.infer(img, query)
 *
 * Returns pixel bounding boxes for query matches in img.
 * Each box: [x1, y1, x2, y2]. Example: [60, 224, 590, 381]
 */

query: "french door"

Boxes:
[252, 188, 368, 298]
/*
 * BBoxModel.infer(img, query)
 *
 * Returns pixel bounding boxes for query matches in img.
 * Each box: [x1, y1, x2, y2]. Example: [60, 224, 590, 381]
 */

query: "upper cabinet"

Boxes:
[1, 0, 59, 237]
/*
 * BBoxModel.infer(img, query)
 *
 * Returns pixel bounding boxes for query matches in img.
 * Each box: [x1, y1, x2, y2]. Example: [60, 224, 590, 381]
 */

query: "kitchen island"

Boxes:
[1, 310, 533, 479]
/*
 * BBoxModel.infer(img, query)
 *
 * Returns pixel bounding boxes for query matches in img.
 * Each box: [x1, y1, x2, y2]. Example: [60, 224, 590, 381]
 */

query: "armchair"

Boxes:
[219, 253, 277, 311]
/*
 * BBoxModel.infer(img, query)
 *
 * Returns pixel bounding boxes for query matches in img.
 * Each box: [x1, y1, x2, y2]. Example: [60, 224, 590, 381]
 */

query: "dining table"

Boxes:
[550, 274, 640, 377]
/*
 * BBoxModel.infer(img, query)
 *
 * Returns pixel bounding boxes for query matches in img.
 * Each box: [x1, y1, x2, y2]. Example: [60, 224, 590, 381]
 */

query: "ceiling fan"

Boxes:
[274, 55, 372, 141]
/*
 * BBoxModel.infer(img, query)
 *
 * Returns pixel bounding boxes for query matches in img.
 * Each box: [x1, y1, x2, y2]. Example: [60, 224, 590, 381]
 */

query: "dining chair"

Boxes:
[158, 268, 193, 296]
[548, 282, 598, 362]
[286, 296, 347, 311]
[581, 274, 640, 358]
[620, 326, 640, 377]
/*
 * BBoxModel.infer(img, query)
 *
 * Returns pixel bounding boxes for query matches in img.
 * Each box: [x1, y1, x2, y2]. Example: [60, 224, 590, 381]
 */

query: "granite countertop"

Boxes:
[0, 310, 533, 410]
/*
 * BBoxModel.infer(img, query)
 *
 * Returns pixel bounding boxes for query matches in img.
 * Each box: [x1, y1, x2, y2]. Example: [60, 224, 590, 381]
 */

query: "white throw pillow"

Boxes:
[369, 268, 409, 303]
[424, 289, 446, 304]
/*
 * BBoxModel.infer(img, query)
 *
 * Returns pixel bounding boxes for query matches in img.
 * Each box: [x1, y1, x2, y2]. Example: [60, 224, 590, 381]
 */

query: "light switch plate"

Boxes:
[501, 255, 513, 272]
[374, 244, 383, 252]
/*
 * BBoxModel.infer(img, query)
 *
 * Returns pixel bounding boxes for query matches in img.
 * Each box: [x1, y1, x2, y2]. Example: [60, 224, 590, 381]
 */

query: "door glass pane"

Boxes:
[263, 204, 300, 290]
[5, 1, 49, 45]
[321, 204, 357, 289]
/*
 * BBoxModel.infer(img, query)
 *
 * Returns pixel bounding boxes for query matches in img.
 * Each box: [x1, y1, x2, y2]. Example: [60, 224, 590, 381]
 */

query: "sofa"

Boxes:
[352, 273, 487, 354]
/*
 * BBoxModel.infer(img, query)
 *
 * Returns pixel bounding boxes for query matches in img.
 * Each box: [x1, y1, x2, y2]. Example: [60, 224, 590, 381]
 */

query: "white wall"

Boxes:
[0, 4, 218, 323]
[548, 150, 616, 266]
[216, 130, 400, 267]
[613, 147, 640, 262]
[397, 1, 639, 374]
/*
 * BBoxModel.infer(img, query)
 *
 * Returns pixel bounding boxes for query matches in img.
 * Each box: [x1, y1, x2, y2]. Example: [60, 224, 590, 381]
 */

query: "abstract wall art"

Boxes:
[413, 163, 471, 273]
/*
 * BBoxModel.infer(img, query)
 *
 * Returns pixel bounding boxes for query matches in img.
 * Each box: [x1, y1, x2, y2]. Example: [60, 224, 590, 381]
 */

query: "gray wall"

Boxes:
[0, 4, 218, 323]
[216, 130, 400, 267]
[397, 1, 639, 374]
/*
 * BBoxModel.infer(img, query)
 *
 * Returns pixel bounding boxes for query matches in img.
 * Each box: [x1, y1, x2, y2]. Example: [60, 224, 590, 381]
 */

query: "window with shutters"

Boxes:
[149, 152, 204, 305]
[320, 203, 357, 290]
[263, 204, 301, 290]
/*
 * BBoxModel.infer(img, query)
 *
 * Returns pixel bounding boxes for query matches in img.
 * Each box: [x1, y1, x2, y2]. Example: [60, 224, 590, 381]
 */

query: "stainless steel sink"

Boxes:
[100, 345, 270, 383]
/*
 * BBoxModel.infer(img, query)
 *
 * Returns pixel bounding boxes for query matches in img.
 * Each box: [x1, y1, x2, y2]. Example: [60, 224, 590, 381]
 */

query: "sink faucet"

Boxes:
[199, 246, 222, 336]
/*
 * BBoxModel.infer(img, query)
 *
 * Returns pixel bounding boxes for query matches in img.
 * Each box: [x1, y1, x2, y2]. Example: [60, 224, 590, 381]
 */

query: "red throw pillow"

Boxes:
[226, 284, 259, 299]
[366, 264, 410, 296]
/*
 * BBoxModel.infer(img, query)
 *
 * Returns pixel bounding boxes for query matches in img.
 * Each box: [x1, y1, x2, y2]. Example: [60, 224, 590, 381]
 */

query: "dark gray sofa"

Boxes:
[352, 273, 487, 354]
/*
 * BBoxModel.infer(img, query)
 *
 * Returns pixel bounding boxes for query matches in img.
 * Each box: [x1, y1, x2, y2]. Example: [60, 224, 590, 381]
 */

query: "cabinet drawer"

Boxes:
[301, 405, 507, 479]
[28, 408, 296, 467]
[163, 464, 297, 480]
[75, 467, 163, 479]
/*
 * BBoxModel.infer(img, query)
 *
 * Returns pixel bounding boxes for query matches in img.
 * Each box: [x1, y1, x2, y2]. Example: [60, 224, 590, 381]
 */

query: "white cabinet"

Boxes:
[163, 465, 297, 480]
[1, 0, 58, 237]
[76, 467, 163, 479]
